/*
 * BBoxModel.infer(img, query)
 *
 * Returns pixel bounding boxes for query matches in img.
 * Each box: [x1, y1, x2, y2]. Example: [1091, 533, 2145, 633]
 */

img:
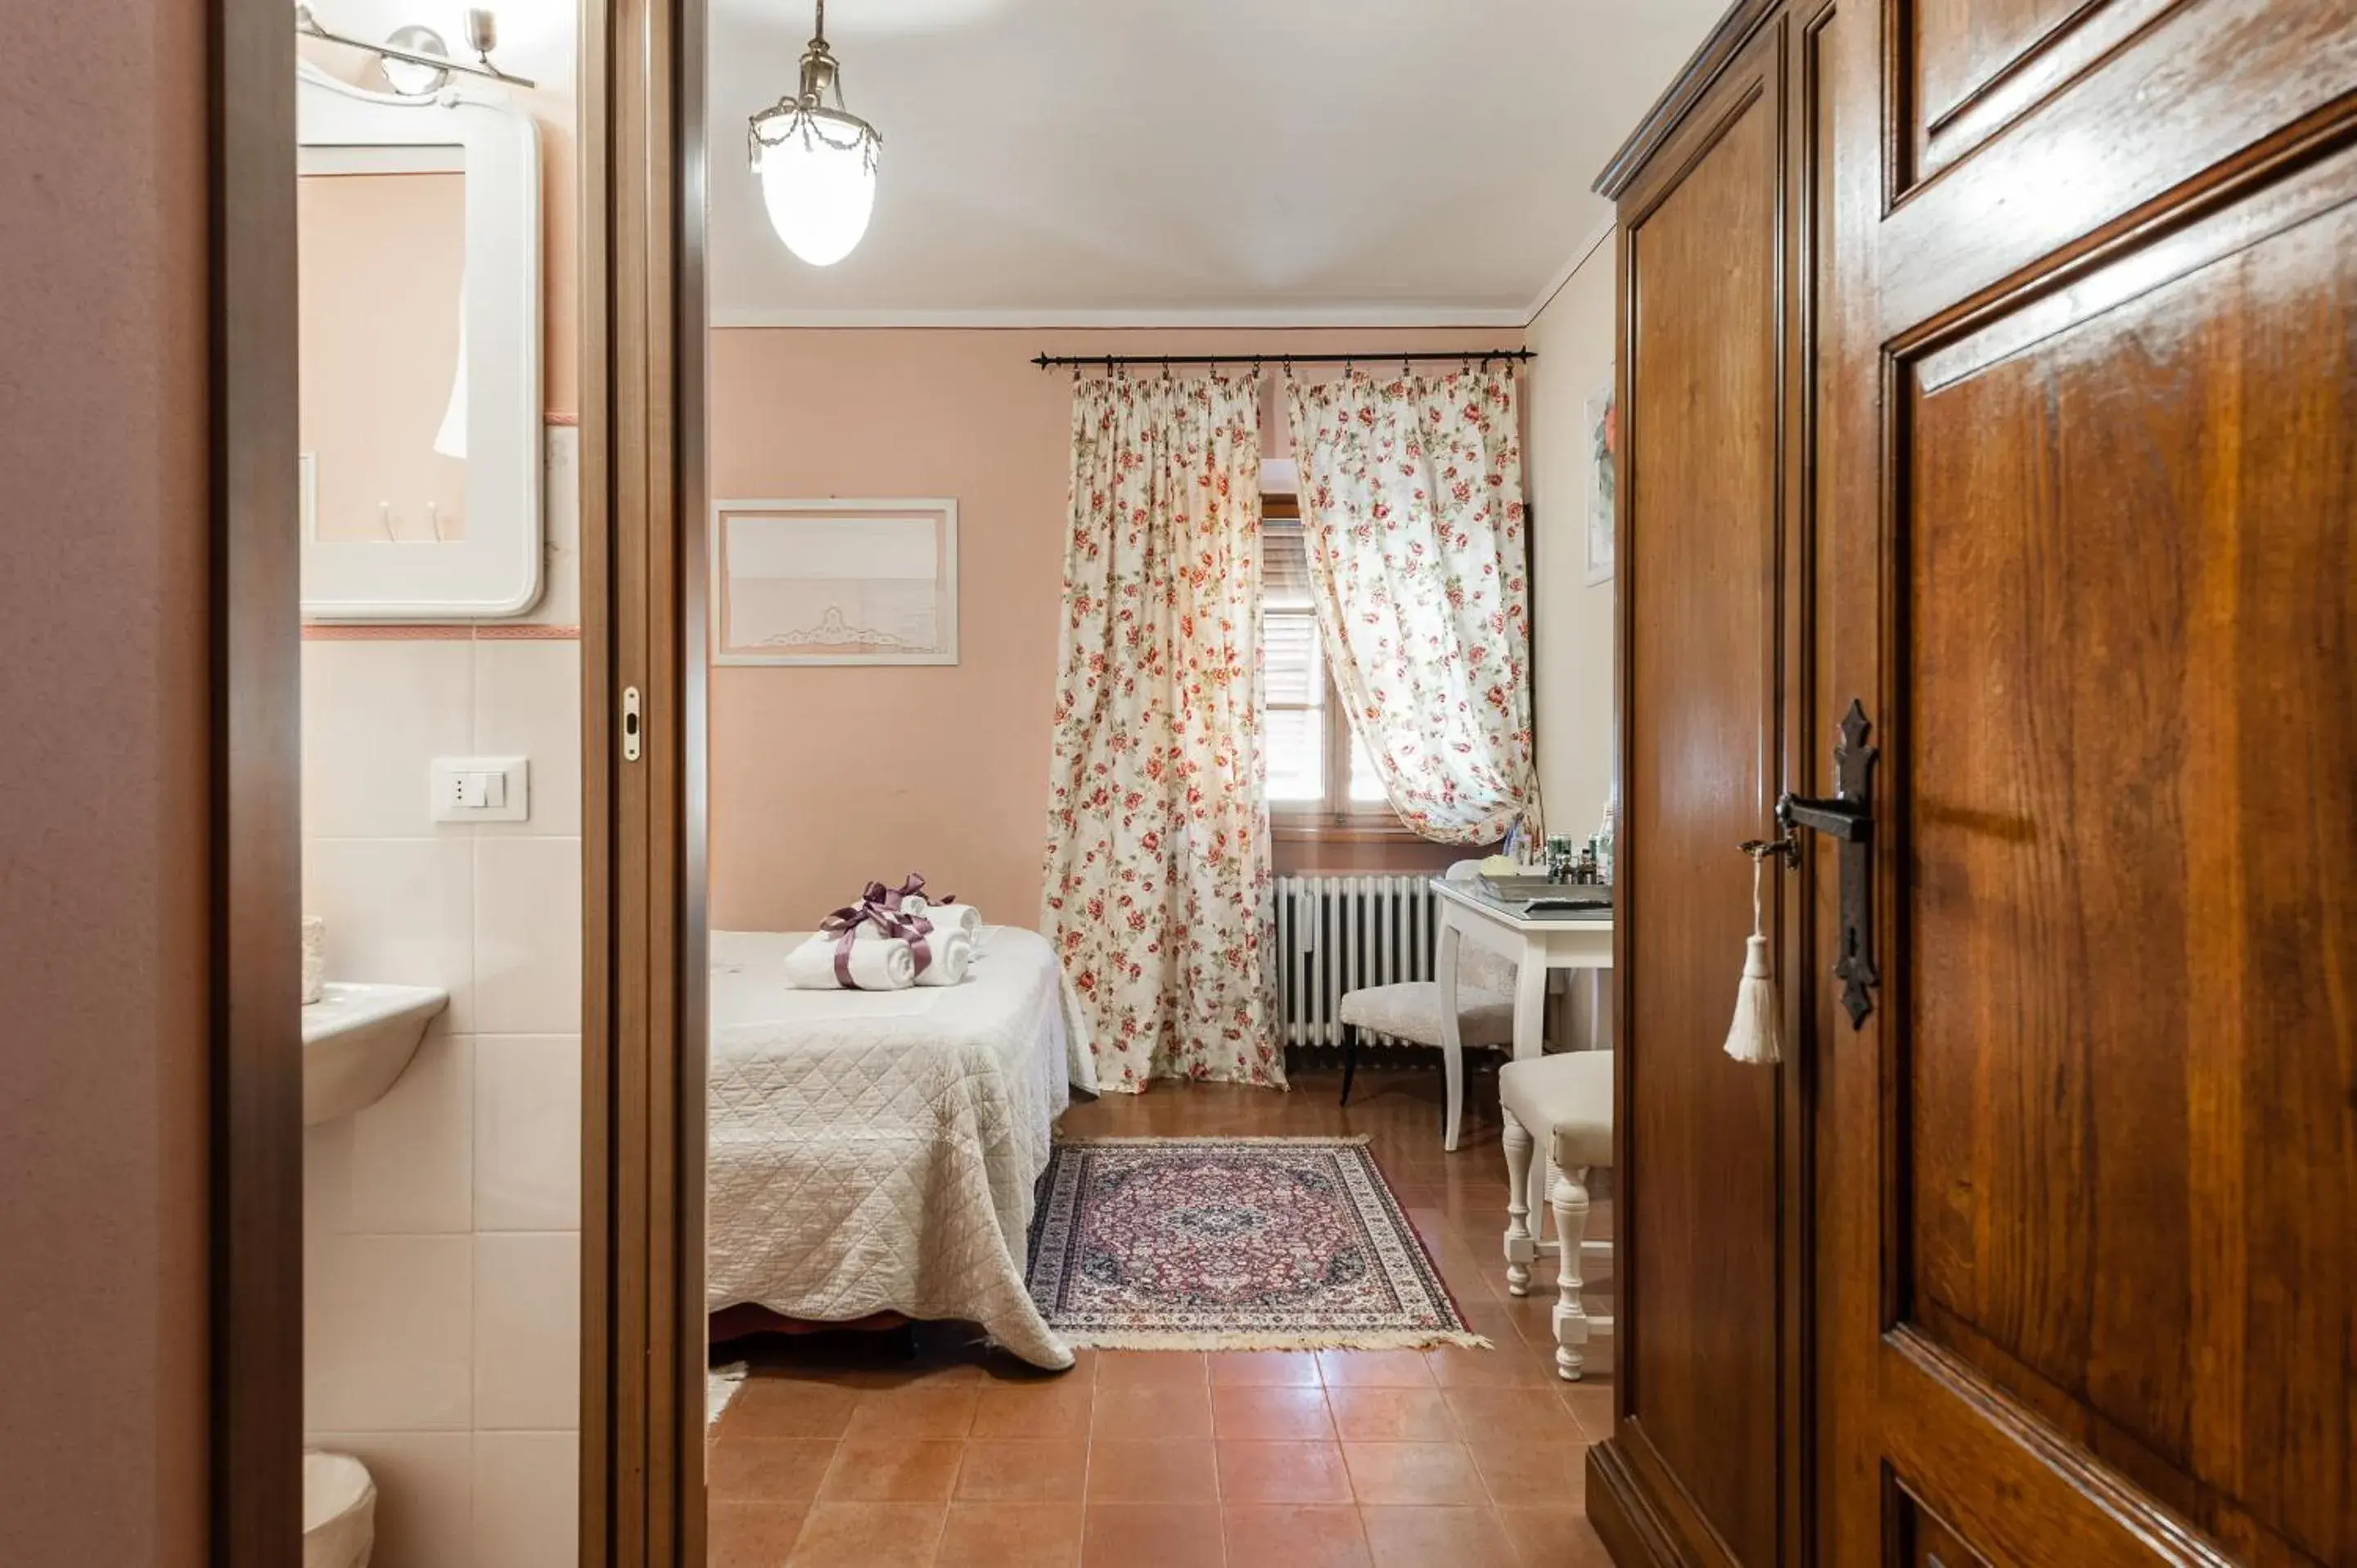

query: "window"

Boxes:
[1263, 497, 1396, 828]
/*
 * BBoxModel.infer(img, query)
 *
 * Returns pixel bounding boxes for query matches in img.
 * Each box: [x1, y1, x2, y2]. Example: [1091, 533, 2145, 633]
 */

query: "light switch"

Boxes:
[430, 756, 530, 823]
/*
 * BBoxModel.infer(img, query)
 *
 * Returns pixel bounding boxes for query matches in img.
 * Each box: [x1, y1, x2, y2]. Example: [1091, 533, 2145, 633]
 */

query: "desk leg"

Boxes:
[1438, 919, 1465, 1153]
[1512, 948, 1547, 1061]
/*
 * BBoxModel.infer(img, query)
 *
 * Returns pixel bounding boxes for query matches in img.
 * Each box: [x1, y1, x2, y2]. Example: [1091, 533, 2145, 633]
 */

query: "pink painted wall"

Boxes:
[0, 4, 213, 1566]
[706, 327, 1521, 932]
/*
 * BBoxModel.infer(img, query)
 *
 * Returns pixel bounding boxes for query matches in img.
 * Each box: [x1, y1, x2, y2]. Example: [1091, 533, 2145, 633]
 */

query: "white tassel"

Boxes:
[1723, 855, 1782, 1066]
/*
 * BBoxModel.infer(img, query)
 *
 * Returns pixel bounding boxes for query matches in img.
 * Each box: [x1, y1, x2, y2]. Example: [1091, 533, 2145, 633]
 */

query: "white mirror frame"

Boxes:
[297, 61, 543, 620]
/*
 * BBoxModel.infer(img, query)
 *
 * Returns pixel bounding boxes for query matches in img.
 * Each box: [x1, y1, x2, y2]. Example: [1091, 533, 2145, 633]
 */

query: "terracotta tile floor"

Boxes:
[708, 1067, 1617, 1567]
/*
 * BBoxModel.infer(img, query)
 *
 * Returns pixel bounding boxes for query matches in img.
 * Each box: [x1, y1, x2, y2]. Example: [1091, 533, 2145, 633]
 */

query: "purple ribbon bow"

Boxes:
[881, 872, 956, 910]
[822, 873, 957, 987]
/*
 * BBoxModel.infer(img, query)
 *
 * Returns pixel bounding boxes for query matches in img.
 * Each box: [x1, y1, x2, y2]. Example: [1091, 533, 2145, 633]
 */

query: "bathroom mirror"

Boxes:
[297, 60, 542, 619]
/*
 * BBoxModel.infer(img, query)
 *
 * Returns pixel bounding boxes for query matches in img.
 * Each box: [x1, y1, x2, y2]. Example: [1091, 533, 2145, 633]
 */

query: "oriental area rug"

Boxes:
[1025, 1136, 1488, 1352]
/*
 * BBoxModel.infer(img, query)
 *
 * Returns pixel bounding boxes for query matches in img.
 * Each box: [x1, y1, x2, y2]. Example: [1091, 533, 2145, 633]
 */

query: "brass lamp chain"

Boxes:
[747, 0, 881, 169]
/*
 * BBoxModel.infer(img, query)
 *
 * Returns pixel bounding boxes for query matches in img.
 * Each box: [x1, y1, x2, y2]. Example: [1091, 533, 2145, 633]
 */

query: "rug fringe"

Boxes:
[1062, 1330, 1494, 1353]
[705, 1361, 750, 1431]
[1052, 1133, 1374, 1147]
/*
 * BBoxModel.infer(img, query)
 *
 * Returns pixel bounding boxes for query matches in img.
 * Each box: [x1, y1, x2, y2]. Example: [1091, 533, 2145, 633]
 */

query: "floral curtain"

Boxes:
[1042, 375, 1282, 1093]
[1285, 367, 1543, 843]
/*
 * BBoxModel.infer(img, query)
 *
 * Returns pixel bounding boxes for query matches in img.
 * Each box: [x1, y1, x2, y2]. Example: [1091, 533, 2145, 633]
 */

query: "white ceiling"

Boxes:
[707, 0, 1726, 326]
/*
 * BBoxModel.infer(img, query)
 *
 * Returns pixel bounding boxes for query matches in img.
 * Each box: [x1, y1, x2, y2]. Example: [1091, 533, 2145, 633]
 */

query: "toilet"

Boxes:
[303, 1451, 376, 1568]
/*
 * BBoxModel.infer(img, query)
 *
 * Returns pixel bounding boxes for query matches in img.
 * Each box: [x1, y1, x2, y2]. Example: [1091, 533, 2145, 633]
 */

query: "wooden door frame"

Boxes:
[579, 0, 710, 1561]
[204, 0, 721, 1560]
[211, 0, 305, 1562]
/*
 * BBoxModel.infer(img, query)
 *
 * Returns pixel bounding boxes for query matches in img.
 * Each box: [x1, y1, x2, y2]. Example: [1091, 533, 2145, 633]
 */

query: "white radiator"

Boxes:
[1269, 874, 1439, 1048]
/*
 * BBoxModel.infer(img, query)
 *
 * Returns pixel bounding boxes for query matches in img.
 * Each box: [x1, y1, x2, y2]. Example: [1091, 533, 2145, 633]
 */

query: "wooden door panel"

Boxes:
[1886, 142, 2357, 1567]
[1879, 0, 2357, 341]
[1622, 36, 1787, 1566]
[1897, 1486, 1993, 1568]
[1903, 0, 2176, 182]
[1910, 0, 2087, 124]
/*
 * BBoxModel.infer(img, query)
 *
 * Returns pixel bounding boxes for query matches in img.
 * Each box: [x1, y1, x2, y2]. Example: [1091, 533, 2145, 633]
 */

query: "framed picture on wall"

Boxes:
[1584, 376, 1616, 586]
[711, 498, 960, 665]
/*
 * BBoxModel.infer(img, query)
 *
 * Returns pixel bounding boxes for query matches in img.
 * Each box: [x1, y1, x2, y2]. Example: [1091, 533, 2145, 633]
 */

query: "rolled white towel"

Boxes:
[784, 930, 917, 990]
[911, 927, 973, 987]
[901, 898, 981, 940]
[300, 917, 327, 1006]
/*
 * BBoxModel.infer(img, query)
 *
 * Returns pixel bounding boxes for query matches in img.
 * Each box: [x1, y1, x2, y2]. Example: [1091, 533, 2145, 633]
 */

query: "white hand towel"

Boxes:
[901, 898, 981, 940]
[912, 928, 973, 986]
[784, 930, 917, 991]
[300, 917, 327, 1006]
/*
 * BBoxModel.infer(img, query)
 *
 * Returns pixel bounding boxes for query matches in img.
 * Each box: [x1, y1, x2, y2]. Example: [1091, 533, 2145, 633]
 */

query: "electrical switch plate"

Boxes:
[429, 756, 530, 823]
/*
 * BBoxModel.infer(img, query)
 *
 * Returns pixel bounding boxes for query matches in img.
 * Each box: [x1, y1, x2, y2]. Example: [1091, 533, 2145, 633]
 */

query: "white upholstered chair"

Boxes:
[1498, 1050, 1616, 1381]
[1335, 861, 1520, 1111]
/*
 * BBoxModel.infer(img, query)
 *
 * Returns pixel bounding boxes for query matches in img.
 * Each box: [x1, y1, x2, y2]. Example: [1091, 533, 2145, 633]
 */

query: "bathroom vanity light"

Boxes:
[748, 0, 881, 267]
[295, 5, 537, 93]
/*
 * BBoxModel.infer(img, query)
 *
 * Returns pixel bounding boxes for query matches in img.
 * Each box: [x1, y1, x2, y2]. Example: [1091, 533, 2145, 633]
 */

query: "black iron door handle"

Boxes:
[1776, 699, 1879, 1027]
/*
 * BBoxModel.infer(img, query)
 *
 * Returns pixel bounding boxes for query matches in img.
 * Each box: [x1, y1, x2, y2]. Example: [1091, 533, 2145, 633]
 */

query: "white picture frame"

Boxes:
[711, 498, 960, 666]
[296, 61, 543, 620]
[1584, 374, 1617, 587]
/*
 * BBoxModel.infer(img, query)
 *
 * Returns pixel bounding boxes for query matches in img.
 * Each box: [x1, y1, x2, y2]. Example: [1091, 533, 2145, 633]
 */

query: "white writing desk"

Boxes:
[1431, 875, 1613, 1154]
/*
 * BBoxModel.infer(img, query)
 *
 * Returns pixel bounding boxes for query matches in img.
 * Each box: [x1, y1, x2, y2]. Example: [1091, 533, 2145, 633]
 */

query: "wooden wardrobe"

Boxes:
[1591, 2, 2357, 1566]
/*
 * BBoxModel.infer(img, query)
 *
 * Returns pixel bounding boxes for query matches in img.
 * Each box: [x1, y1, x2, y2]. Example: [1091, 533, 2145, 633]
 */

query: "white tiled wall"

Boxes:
[300, 432, 583, 1568]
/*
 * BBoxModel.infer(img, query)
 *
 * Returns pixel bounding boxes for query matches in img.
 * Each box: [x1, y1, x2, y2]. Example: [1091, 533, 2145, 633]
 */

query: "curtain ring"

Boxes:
[1402, 354, 1413, 380]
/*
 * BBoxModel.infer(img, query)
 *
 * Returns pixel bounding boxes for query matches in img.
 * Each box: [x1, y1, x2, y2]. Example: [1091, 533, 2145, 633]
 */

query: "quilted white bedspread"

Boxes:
[705, 926, 1097, 1370]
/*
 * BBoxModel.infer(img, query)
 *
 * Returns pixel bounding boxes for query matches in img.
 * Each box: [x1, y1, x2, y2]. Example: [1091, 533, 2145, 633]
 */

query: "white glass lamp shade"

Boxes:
[757, 118, 877, 267]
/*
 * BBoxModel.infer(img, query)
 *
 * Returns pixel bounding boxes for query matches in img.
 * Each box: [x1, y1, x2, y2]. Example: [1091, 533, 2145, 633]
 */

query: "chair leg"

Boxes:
[1340, 1026, 1358, 1106]
[1550, 1165, 1593, 1380]
[1502, 1111, 1535, 1295]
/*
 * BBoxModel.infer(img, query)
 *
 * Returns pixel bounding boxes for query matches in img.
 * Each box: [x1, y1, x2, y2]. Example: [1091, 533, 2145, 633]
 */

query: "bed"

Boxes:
[705, 925, 1097, 1370]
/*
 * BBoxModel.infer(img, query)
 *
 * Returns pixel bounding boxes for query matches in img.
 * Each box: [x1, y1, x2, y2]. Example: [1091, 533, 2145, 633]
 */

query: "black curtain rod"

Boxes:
[1031, 348, 1535, 371]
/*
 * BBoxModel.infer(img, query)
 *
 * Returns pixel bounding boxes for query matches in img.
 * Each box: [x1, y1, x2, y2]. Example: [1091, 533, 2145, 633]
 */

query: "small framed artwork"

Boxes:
[712, 498, 959, 666]
[1584, 375, 1617, 586]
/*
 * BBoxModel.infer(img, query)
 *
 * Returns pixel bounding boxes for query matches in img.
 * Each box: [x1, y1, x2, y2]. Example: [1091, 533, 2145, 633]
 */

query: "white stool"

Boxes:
[1498, 1050, 1615, 1381]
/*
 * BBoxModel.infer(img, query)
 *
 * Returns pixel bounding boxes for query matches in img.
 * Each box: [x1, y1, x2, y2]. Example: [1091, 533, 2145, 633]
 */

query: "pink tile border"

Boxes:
[475, 623, 582, 640]
[303, 623, 580, 642]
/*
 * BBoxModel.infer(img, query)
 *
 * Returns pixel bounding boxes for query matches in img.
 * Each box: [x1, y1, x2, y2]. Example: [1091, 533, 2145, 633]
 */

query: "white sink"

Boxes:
[301, 981, 448, 1126]
[304, 1450, 376, 1568]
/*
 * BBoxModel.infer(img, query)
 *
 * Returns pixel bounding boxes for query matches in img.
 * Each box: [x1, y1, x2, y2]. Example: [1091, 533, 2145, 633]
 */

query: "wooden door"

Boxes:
[1819, 2, 2357, 1564]
[1597, 11, 1799, 1566]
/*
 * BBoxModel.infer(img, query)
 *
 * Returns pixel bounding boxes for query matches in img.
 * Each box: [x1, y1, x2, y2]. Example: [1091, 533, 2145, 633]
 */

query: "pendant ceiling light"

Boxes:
[748, 0, 881, 267]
